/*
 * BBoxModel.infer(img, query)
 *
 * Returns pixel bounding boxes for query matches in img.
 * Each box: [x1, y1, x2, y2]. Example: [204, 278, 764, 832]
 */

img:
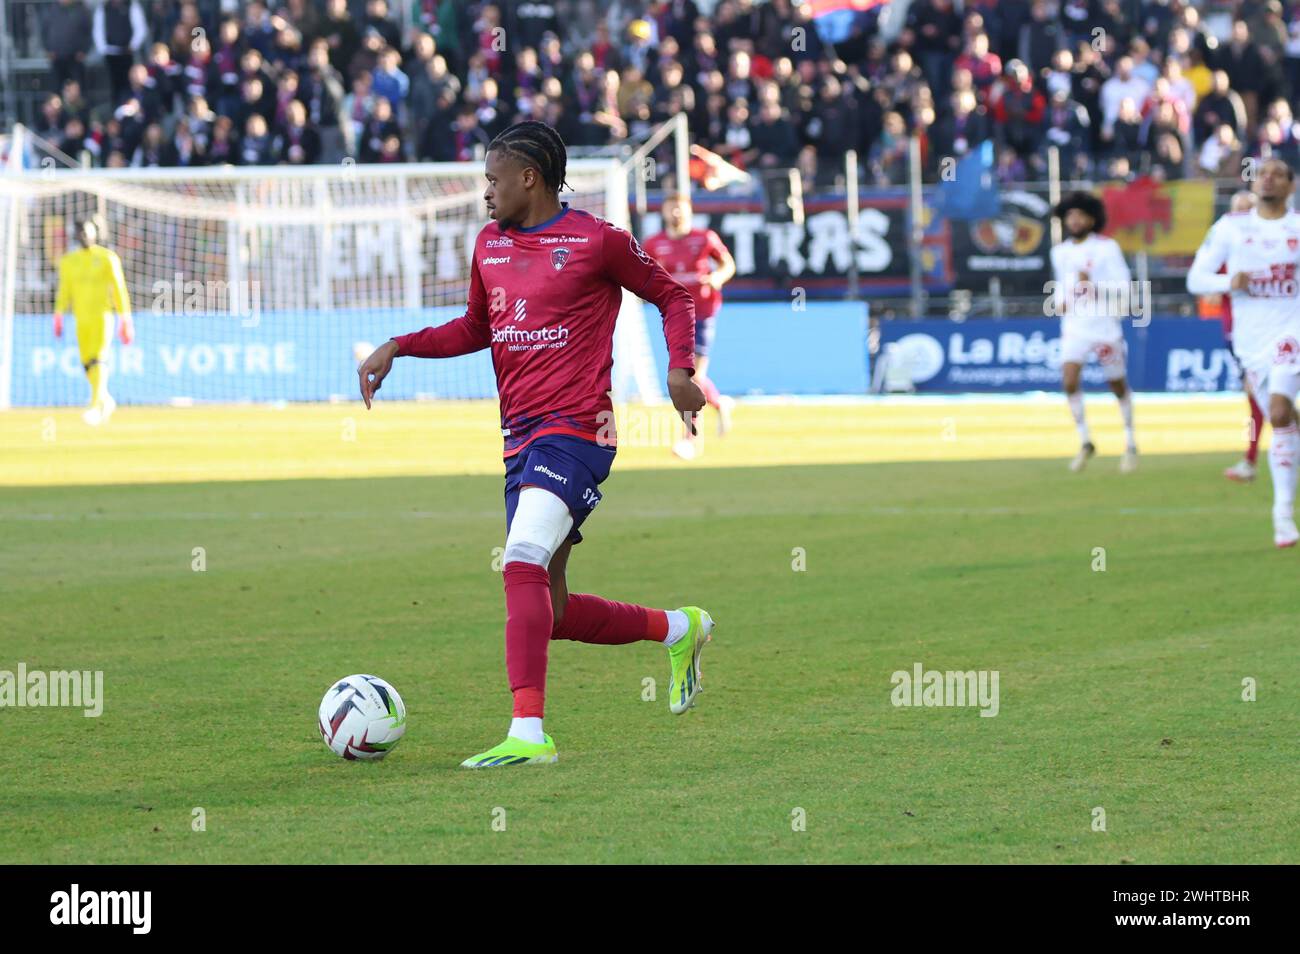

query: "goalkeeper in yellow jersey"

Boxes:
[53, 217, 134, 425]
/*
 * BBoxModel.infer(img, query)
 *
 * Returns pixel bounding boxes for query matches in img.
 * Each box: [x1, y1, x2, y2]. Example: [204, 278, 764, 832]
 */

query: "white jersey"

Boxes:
[1050, 233, 1130, 340]
[1187, 208, 1300, 361]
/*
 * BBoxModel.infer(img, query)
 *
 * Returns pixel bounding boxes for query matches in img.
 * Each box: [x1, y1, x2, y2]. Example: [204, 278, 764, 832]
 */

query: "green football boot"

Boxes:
[668, 606, 715, 715]
[460, 733, 558, 768]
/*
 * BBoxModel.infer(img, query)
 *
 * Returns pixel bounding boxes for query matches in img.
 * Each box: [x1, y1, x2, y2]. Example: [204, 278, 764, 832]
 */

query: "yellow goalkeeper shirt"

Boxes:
[55, 245, 131, 347]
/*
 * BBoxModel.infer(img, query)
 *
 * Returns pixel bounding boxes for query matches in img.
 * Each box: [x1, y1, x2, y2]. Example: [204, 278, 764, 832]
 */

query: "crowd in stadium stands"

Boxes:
[26, 0, 1300, 186]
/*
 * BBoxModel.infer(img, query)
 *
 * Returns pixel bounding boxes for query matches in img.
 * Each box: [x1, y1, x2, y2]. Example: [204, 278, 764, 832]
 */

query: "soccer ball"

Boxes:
[318, 674, 406, 760]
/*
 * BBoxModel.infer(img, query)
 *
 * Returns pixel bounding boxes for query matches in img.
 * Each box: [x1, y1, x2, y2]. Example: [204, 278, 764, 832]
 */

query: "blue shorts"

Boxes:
[505, 435, 616, 545]
[694, 316, 717, 357]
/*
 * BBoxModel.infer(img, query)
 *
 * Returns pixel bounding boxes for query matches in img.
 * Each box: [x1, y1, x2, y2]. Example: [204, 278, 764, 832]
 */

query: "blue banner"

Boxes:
[878, 318, 1238, 393]
[646, 302, 870, 395]
[10, 307, 495, 406]
[12, 301, 872, 405]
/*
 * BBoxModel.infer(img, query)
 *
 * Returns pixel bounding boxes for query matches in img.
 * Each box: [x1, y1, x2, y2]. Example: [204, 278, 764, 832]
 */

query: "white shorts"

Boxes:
[1060, 333, 1127, 381]
[1240, 333, 1300, 411]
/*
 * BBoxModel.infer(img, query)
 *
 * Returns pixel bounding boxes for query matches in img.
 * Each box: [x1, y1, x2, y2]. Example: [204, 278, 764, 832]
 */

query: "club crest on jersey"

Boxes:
[1289, 237, 1298, 251]
[551, 247, 571, 271]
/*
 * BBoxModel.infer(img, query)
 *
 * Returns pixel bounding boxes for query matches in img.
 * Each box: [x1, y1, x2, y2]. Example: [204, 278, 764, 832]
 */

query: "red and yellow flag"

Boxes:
[1101, 177, 1215, 255]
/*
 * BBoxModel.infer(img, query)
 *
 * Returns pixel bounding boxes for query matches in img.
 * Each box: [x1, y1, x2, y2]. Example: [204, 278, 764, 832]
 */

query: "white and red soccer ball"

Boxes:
[318, 674, 406, 760]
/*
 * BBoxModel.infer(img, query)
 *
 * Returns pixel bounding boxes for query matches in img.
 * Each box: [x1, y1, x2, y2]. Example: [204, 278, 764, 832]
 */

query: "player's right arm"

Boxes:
[358, 254, 492, 408]
[1187, 218, 1234, 296]
[1048, 243, 1068, 314]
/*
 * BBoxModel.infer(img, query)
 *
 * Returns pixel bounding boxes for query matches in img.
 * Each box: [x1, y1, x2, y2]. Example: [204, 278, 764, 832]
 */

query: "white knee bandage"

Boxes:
[503, 486, 575, 568]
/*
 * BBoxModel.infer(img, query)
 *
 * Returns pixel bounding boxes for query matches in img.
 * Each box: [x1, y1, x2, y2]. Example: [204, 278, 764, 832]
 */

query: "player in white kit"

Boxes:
[1188, 157, 1300, 548]
[1050, 191, 1139, 473]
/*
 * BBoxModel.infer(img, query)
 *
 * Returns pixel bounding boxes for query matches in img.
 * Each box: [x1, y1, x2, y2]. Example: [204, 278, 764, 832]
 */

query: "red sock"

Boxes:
[503, 562, 552, 718]
[1248, 394, 1264, 465]
[552, 593, 668, 644]
[697, 374, 722, 409]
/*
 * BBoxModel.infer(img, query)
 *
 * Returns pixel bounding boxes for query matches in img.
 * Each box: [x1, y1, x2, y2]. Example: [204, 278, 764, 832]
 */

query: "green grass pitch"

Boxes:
[1, 454, 1295, 863]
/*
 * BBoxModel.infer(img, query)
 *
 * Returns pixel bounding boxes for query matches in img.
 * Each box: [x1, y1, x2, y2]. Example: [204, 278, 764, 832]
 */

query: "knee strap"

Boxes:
[503, 486, 575, 568]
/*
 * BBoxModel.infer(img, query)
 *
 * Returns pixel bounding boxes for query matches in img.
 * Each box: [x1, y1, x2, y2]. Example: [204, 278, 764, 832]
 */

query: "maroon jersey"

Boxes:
[642, 227, 730, 319]
[392, 203, 697, 457]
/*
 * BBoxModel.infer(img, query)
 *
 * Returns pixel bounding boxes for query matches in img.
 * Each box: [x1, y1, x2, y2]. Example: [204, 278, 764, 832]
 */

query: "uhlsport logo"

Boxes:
[533, 464, 568, 485]
[50, 884, 151, 934]
[514, 297, 526, 323]
[551, 247, 571, 271]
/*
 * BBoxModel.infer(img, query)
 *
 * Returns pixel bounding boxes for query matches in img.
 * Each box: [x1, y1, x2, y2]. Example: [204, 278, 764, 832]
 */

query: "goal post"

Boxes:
[0, 157, 664, 409]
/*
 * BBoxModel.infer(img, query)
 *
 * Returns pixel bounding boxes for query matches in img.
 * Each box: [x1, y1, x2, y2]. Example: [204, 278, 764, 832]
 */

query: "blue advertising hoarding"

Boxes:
[645, 301, 870, 395]
[877, 318, 1238, 393]
[10, 306, 494, 406]
[11, 301, 872, 405]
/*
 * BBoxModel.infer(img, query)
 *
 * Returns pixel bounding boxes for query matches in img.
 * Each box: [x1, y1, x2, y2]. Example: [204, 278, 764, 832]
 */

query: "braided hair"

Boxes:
[487, 120, 570, 194]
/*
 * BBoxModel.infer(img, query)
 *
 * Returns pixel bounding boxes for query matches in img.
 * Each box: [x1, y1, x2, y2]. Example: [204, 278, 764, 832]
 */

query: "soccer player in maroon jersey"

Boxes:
[643, 192, 737, 459]
[356, 121, 716, 767]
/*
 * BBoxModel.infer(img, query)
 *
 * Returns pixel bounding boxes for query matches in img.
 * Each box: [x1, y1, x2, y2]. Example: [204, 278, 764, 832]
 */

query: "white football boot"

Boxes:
[1069, 441, 1096, 473]
[716, 395, 735, 436]
[1274, 511, 1299, 549]
[1224, 459, 1256, 483]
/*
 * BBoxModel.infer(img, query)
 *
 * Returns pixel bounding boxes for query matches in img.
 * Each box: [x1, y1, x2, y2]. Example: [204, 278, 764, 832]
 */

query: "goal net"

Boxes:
[0, 156, 663, 409]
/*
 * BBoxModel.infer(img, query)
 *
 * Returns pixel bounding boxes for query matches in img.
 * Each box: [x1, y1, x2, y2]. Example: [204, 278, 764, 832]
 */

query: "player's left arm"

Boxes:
[108, 250, 134, 345]
[53, 256, 69, 338]
[1104, 238, 1132, 287]
[601, 222, 704, 415]
[705, 229, 736, 290]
